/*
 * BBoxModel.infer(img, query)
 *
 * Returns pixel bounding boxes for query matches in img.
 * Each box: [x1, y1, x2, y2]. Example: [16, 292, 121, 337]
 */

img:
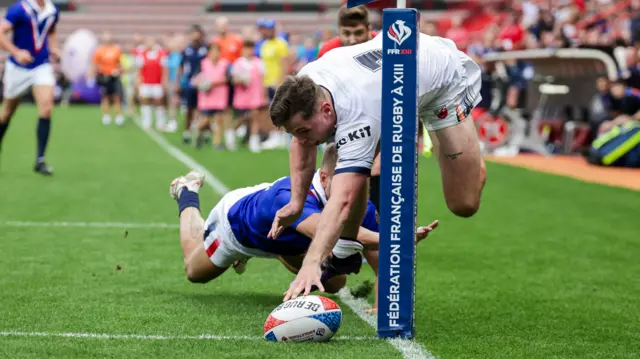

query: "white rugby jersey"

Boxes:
[297, 32, 481, 175]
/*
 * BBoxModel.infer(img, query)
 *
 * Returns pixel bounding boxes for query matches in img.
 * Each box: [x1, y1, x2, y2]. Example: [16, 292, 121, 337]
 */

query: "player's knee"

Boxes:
[184, 264, 213, 284]
[38, 102, 53, 118]
[447, 199, 480, 218]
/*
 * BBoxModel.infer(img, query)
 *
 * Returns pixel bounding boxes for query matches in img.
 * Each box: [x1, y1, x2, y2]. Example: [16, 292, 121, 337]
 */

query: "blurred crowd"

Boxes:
[6, 0, 640, 154]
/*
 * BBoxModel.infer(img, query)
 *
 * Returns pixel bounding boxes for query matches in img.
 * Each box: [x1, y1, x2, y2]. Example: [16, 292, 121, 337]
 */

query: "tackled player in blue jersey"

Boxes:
[0, 0, 61, 175]
[169, 144, 438, 307]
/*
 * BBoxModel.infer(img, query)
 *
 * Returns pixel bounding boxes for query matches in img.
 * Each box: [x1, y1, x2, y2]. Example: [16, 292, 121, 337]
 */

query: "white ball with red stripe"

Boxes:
[264, 295, 342, 342]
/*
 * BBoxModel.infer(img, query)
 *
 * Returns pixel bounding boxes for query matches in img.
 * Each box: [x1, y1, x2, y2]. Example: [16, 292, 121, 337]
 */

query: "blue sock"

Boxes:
[177, 188, 200, 215]
[36, 117, 51, 161]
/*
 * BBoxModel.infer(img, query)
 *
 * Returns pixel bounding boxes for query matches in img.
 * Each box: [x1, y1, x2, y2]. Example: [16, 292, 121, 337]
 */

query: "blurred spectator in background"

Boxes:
[90, 31, 124, 127]
[177, 25, 208, 144]
[120, 41, 137, 120]
[318, 5, 376, 58]
[192, 42, 230, 150]
[445, 15, 470, 51]
[167, 33, 185, 131]
[598, 79, 640, 133]
[212, 16, 243, 150]
[256, 18, 289, 150]
[231, 39, 266, 153]
[420, 19, 439, 36]
[137, 36, 169, 131]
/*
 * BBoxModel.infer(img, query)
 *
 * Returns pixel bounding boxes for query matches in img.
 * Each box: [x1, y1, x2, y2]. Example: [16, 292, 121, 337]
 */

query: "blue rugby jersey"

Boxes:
[227, 176, 378, 256]
[4, 0, 59, 69]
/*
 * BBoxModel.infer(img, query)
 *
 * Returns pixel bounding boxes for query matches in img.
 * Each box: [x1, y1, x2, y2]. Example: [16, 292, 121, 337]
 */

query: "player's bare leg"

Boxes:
[100, 95, 112, 125]
[170, 170, 227, 283]
[213, 112, 225, 150]
[32, 84, 55, 175]
[248, 109, 262, 153]
[280, 255, 347, 293]
[429, 117, 486, 217]
[0, 98, 20, 156]
[112, 93, 124, 126]
[195, 115, 211, 150]
[223, 109, 236, 151]
[140, 97, 153, 129]
[153, 97, 167, 131]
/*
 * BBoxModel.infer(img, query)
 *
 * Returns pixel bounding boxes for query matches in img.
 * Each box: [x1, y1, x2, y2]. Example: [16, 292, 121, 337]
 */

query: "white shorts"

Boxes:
[203, 183, 278, 268]
[139, 84, 164, 100]
[3, 61, 56, 99]
[419, 53, 483, 130]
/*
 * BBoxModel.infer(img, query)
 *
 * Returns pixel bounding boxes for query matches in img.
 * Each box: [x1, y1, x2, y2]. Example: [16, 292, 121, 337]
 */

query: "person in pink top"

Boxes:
[231, 39, 266, 153]
[192, 42, 230, 150]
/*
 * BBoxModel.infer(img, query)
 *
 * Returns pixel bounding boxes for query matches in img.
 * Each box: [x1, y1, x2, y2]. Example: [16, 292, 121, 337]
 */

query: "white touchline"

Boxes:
[1, 221, 179, 229]
[137, 124, 436, 359]
[0, 331, 375, 341]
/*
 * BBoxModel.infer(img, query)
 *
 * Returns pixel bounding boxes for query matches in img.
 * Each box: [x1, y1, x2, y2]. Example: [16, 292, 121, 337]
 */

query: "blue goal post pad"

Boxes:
[377, 7, 419, 339]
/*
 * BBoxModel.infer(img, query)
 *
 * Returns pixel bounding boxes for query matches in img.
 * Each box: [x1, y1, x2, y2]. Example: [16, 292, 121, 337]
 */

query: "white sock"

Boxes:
[115, 115, 124, 126]
[249, 134, 261, 153]
[141, 105, 152, 128]
[225, 129, 236, 150]
[102, 114, 112, 125]
[155, 107, 166, 130]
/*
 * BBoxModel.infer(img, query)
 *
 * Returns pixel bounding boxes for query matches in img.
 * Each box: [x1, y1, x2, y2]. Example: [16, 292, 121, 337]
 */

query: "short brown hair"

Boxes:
[270, 75, 320, 127]
[321, 143, 338, 173]
[338, 5, 369, 28]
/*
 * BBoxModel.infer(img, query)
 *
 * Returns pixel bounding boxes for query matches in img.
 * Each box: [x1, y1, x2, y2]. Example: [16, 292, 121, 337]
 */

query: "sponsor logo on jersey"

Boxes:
[335, 126, 372, 150]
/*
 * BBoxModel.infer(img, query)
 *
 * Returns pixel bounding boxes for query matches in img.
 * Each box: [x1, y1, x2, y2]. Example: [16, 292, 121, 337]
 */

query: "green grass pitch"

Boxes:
[0, 105, 638, 359]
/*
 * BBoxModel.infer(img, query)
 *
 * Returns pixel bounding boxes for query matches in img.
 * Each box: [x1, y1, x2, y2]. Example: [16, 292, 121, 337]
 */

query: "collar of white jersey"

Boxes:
[24, 0, 56, 19]
[310, 170, 328, 207]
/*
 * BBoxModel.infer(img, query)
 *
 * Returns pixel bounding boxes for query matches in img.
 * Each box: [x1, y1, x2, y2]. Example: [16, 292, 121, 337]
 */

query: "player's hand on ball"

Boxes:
[416, 220, 439, 243]
[15, 50, 33, 65]
[268, 201, 303, 239]
[283, 262, 323, 302]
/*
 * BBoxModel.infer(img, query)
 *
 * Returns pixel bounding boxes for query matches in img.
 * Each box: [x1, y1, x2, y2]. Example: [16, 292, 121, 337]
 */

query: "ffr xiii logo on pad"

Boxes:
[387, 20, 413, 55]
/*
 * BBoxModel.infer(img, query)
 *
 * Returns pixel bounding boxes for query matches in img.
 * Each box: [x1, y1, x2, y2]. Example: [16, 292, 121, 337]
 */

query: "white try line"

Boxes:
[0, 221, 179, 229]
[0, 331, 375, 342]
[137, 124, 435, 359]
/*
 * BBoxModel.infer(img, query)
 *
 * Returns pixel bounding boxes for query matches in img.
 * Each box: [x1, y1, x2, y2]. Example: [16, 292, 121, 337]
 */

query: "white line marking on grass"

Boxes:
[338, 289, 435, 359]
[136, 121, 230, 195]
[1, 221, 179, 229]
[0, 331, 375, 341]
[138, 125, 436, 359]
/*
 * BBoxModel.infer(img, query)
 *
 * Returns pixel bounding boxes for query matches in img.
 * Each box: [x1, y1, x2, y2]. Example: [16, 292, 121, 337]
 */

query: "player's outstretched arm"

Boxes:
[269, 137, 317, 239]
[283, 172, 368, 301]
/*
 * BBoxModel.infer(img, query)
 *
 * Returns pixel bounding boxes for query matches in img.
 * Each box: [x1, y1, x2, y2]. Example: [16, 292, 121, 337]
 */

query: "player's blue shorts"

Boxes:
[181, 86, 198, 109]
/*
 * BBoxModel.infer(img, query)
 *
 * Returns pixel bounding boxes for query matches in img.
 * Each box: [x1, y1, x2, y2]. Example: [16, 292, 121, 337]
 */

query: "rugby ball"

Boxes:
[264, 295, 342, 342]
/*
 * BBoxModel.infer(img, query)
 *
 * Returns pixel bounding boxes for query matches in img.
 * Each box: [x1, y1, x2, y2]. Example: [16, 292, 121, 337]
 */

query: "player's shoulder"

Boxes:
[4, 1, 26, 18]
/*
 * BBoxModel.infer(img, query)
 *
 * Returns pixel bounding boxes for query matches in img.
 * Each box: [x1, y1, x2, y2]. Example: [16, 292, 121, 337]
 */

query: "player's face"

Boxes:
[190, 30, 203, 44]
[285, 102, 335, 146]
[339, 24, 369, 46]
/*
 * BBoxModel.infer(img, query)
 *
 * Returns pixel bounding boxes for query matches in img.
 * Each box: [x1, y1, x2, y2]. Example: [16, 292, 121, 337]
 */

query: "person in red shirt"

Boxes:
[137, 36, 169, 131]
[317, 5, 378, 58]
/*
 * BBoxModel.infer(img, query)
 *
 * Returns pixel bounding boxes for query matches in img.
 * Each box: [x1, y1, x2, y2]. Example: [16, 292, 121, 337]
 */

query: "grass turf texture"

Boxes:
[0, 105, 638, 359]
